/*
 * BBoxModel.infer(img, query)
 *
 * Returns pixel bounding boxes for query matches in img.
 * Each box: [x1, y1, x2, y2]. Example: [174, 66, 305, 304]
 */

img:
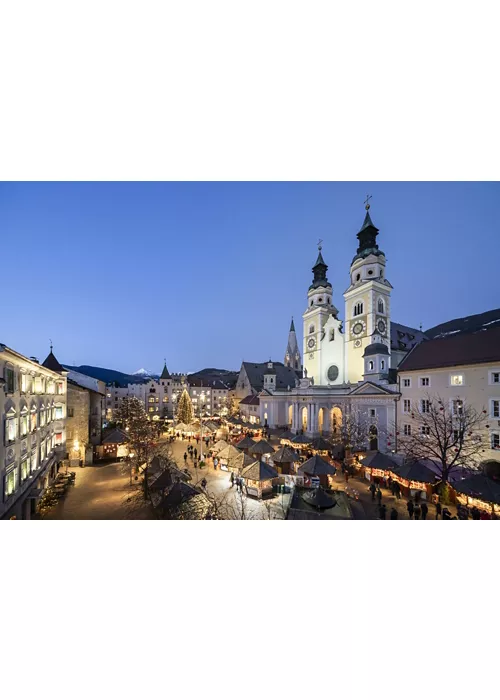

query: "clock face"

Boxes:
[377, 319, 387, 335]
[352, 322, 364, 336]
[308, 338, 316, 349]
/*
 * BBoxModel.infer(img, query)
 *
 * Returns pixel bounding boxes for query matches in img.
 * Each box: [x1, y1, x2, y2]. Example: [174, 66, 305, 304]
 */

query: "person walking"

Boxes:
[414, 503, 421, 520]
[435, 501, 442, 519]
[471, 506, 481, 520]
[369, 483, 376, 501]
[230, 472, 234, 488]
[421, 502, 428, 520]
[201, 477, 207, 489]
[407, 499, 414, 519]
[395, 482, 401, 500]
[442, 507, 451, 520]
[183, 452, 187, 463]
[214, 457, 218, 470]
[344, 470, 349, 483]
[194, 448, 198, 459]
[379, 504, 387, 520]
[390, 507, 398, 520]
[376, 487, 382, 506]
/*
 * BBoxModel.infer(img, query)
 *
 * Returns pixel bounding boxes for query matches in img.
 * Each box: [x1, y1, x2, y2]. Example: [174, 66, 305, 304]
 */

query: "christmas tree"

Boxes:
[176, 388, 194, 424]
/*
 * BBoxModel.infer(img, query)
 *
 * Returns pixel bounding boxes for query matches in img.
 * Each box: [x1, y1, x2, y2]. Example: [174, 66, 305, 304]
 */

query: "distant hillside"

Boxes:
[187, 367, 238, 389]
[425, 308, 500, 339]
[63, 365, 148, 387]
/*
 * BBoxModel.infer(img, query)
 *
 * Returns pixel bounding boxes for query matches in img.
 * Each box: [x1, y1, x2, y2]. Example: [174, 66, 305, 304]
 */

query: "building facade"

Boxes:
[1, 344, 67, 520]
[66, 369, 106, 464]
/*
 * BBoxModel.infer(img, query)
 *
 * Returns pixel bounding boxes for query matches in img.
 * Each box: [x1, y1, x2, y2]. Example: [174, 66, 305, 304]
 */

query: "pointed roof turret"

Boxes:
[160, 360, 171, 380]
[309, 241, 332, 290]
[352, 196, 384, 264]
[290, 317, 295, 332]
[42, 343, 65, 374]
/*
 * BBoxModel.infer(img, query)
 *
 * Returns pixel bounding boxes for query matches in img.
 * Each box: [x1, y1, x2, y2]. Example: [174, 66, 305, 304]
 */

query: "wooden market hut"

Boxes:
[298, 454, 336, 487]
[98, 428, 130, 461]
[272, 445, 300, 475]
[249, 439, 275, 461]
[279, 429, 296, 444]
[235, 435, 257, 454]
[452, 474, 500, 517]
[216, 444, 243, 471]
[391, 461, 438, 501]
[227, 451, 255, 473]
[241, 460, 278, 498]
[212, 439, 229, 454]
[358, 451, 400, 483]
[310, 436, 335, 454]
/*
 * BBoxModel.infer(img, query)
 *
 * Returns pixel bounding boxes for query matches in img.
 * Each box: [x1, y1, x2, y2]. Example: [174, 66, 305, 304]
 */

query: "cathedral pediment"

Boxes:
[349, 381, 396, 396]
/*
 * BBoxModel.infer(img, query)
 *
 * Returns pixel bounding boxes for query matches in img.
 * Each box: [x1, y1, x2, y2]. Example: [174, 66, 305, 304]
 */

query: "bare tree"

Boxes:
[332, 402, 378, 455]
[398, 393, 487, 483]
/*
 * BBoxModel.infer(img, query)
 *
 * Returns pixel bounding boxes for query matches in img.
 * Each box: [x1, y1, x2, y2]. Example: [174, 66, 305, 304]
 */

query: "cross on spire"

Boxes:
[364, 194, 372, 210]
[49, 339, 53, 352]
[317, 238, 323, 251]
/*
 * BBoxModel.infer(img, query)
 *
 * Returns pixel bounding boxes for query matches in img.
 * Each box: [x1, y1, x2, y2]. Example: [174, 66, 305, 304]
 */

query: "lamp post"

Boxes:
[200, 391, 205, 462]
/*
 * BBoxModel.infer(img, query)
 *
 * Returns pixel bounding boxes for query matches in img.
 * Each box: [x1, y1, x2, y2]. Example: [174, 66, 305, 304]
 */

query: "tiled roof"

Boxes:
[242, 361, 299, 391]
[398, 327, 500, 372]
[390, 322, 428, 353]
[42, 351, 65, 373]
[239, 394, 260, 406]
[241, 460, 278, 481]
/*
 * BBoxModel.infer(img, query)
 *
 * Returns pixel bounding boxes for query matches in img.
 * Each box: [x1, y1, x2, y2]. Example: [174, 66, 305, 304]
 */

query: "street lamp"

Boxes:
[200, 391, 205, 462]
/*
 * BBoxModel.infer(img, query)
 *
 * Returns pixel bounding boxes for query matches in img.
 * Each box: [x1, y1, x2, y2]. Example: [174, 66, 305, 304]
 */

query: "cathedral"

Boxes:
[265, 202, 401, 452]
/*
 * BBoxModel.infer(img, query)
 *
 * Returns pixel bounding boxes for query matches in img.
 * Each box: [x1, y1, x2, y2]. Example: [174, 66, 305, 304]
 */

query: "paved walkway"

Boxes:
[45, 462, 152, 520]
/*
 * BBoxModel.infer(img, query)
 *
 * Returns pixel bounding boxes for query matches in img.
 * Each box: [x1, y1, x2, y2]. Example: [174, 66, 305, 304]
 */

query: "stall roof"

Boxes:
[393, 461, 438, 483]
[273, 446, 300, 463]
[212, 439, 230, 453]
[236, 435, 257, 449]
[241, 460, 278, 481]
[292, 434, 312, 445]
[310, 436, 335, 451]
[249, 439, 275, 455]
[279, 429, 296, 440]
[361, 451, 400, 471]
[217, 444, 242, 460]
[102, 428, 130, 444]
[452, 474, 500, 505]
[228, 451, 255, 471]
[298, 455, 336, 476]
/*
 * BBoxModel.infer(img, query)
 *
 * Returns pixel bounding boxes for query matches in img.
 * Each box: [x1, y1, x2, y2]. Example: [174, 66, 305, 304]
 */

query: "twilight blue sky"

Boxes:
[0, 182, 498, 374]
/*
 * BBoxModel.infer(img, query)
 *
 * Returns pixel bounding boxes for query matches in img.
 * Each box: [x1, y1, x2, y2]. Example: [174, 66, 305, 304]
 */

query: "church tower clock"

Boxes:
[344, 199, 393, 384]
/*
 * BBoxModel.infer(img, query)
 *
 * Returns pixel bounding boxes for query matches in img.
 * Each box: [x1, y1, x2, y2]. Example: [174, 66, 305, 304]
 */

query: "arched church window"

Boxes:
[368, 361, 374, 371]
[309, 325, 315, 334]
[378, 298, 384, 313]
[381, 360, 385, 370]
[356, 273, 361, 282]
[327, 297, 330, 303]
[310, 300, 313, 307]
[329, 329, 335, 342]
[354, 302, 363, 316]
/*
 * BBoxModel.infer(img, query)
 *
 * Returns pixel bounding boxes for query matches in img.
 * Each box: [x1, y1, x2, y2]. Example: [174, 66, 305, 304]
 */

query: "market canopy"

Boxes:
[393, 461, 438, 484]
[361, 451, 399, 471]
[273, 445, 300, 463]
[302, 487, 337, 510]
[452, 474, 500, 505]
[292, 434, 312, 446]
[212, 439, 229, 454]
[241, 460, 278, 482]
[217, 444, 242, 461]
[279, 429, 296, 440]
[249, 439, 275, 455]
[102, 428, 130, 444]
[204, 421, 219, 432]
[310, 436, 335, 452]
[228, 451, 255, 471]
[236, 435, 257, 450]
[298, 454, 336, 476]
[175, 422, 189, 432]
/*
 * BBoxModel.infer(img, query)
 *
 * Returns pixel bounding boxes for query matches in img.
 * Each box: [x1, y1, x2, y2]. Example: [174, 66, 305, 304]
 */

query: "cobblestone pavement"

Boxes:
[45, 462, 152, 520]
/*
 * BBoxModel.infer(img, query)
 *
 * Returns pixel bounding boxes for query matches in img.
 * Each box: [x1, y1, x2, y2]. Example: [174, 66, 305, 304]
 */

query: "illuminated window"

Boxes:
[6, 417, 17, 442]
[55, 432, 63, 445]
[4, 465, 18, 499]
[34, 377, 43, 393]
[491, 372, 500, 384]
[30, 411, 37, 432]
[55, 405, 63, 419]
[21, 373, 28, 392]
[21, 459, 30, 482]
[452, 400, 463, 416]
[56, 381, 65, 395]
[20, 414, 28, 436]
[40, 441, 46, 462]
[450, 374, 464, 386]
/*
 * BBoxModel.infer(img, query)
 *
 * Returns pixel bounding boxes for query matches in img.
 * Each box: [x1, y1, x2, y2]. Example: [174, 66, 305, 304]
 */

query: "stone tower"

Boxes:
[284, 318, 301, 370]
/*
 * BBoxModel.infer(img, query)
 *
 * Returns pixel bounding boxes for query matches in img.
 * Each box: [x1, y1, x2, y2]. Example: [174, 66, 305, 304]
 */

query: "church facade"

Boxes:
[263, 204, 401, 453]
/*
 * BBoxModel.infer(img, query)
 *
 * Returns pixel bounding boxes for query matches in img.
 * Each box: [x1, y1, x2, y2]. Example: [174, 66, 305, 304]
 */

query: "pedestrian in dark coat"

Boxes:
[390, 507, 398, 520]
[442, 507, 451, 520]
[414, 503, 421, 520]
[379, 504, 387, 519]
[194, 448, 198, 459]
[369, 483, 376, 501]
[421, 502, 428, 520]
[435, 501, 442, 519]
[471, 506, 480, 520]
[230, 472, 234, 487]
[345, 471, 349, 483]
[376, 488, 382, 505]
[183, 452, 187, 462]
[407, 499, 414, 519]
[395, 483, 401, 499]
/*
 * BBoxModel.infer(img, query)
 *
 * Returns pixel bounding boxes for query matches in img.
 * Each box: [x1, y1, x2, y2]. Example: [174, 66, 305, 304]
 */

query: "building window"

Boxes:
[403, 399, 411, 413]
[421, 426, 431, 436]
[491, 432, 500, 450]
[20, 414, 28, 436]
[378, 299, 384, 313]
[55, 432, 63, 445]
[420, 399, 430, 413]
[67, 407, 74, 418]
[4, 465, 18, 499]
[450, 374, 464, 386]
[329, 329, 335, 342]
[403, 424, 411, 436]
[309, 325, 315, 334]
[55, 405, 64, 420]
[381, 360, 385, 370]
[491, 400, 500, 419]
[20, 373, 28, 392]
[403, 378, 411, 388]
[368, 361, 374, 371]
[56, 381, 65, 394]
[30, 411, 37, 432]
[420, 377, 430, 387]
[6, 417, 17, 443]
[354, 302, 363, 316]
[4, 367, 15, 393]
[452, 399, 464, 416]
[21, 458, 30, 482]
[490, 371, 500, 385]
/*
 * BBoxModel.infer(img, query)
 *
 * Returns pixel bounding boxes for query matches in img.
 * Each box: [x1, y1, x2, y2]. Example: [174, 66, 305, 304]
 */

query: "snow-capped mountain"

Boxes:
[133, 368, 156, 377]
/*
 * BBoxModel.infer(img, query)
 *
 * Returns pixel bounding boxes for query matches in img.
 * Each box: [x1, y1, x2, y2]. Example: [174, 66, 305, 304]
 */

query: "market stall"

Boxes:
[248, 439, 275, 463]
[271, 445, 300, 475]
[357, 451, 400, 483]
[241, 460, 278, 499]
[216, 444, 243, 471]
[391, 461, 437, 501]
[452, 473, 500, 517]
[227, 451, 255, 473]
[298, 454, 336, 487]
[235, 435, 257, 454]
[310, 436, 335, 454]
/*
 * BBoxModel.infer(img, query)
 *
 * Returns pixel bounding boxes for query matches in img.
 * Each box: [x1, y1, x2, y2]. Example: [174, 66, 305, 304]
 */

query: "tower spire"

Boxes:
[352, 196, 383, 263]
[310, 242, 331, 290]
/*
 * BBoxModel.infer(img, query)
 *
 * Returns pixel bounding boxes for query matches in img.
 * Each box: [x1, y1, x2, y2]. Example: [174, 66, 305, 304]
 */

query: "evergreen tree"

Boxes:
[176, 388, 194, 424]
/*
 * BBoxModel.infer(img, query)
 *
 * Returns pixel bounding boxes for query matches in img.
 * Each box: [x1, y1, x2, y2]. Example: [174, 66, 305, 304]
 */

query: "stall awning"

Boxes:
[452, 474, 500, 505]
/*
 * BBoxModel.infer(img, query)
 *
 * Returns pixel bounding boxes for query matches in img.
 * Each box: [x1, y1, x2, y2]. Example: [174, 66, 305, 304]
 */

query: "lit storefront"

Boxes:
[452, 474, 500, 516]
[241, 460, 278, 498]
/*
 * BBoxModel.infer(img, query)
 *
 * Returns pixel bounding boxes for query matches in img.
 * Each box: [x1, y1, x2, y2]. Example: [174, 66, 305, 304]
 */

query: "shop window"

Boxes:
[4, 465, 18, 499]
